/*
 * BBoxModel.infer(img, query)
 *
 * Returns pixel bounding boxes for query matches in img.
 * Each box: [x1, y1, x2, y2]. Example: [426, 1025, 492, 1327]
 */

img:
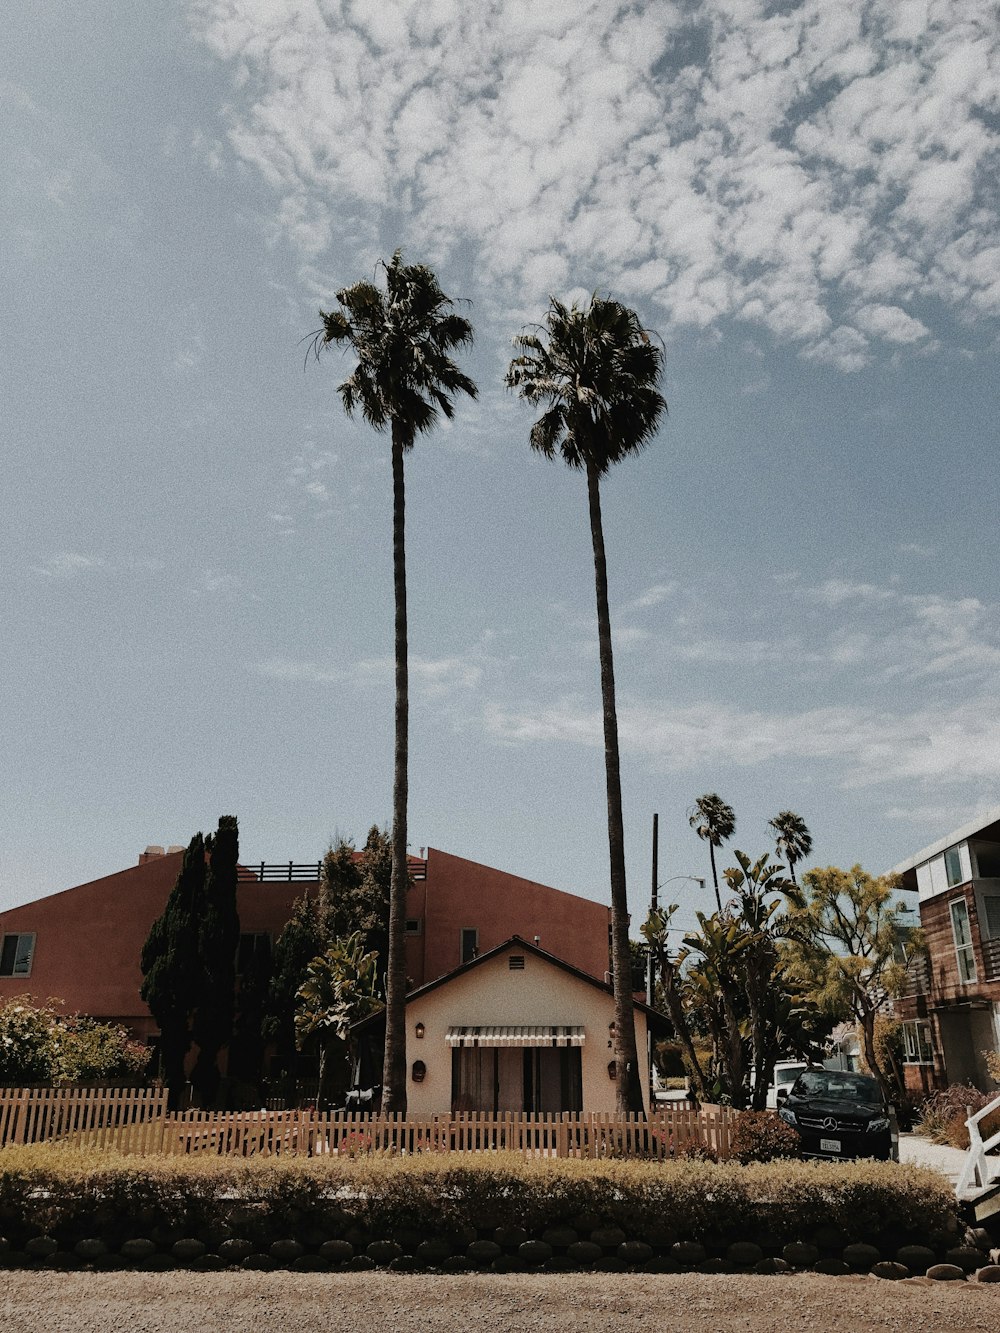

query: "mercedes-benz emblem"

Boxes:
[822, 1117, 837, 1131]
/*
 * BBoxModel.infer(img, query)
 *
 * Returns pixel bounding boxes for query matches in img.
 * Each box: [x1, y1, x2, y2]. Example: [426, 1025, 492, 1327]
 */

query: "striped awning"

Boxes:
[445, 1025, 585, 1048]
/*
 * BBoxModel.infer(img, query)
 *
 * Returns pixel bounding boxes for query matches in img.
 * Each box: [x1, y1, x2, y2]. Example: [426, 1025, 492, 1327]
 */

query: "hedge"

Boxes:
[0, 1146, 969, 1276]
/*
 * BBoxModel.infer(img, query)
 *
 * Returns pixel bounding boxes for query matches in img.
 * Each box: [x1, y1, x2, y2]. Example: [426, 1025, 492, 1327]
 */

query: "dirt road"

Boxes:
[1, 1271, 997, 1332]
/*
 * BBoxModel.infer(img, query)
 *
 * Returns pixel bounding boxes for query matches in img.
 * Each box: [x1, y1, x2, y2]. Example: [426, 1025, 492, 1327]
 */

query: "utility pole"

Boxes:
[647, 812, 658, 1101]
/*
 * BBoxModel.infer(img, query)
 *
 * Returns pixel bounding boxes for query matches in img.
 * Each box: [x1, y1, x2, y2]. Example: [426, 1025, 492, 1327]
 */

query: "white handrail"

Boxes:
[955, 1091, 1000, 1199]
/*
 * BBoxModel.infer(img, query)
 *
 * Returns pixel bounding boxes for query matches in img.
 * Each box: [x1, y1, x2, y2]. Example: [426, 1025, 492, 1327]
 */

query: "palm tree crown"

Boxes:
[768, 810, 813, 884]
[315, 251, 477, 443]
[689, 793, 737, 911]
[506, 296, 665, 473]
[506, 294, 665, 1115]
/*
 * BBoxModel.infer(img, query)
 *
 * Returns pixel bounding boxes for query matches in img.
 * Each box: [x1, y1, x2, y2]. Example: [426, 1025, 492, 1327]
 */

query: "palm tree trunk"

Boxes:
[709, 842, 722, 912]
[382, 424, 408, 1113]
[586, 461, 644, 1115]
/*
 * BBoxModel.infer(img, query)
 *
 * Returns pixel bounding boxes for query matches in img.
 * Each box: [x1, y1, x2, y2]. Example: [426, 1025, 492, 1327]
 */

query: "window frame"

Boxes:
[944, 846, 964, 888]
[902, 1019, 934, 1064]
[949, 898, 978, 984]
[0, 932, 36, 978]
[460, 928, 478, 964]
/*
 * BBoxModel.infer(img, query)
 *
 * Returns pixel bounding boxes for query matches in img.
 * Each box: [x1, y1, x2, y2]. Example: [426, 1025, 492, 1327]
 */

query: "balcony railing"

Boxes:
[982, 934, 1000, 983]
[901, 953, 931, 998]
[236, 859, 427, 883]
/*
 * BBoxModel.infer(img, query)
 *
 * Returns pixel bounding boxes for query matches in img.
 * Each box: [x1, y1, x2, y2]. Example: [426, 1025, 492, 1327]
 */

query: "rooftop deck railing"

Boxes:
[236, 860, 427, 883]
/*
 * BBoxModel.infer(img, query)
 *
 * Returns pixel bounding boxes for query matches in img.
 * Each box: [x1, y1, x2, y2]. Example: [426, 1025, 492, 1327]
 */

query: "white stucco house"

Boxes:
[356, 936, 664, 1115]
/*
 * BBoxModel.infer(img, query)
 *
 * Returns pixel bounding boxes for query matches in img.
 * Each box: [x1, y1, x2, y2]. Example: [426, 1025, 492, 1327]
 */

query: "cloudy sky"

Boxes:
[2, 0, 999, 928]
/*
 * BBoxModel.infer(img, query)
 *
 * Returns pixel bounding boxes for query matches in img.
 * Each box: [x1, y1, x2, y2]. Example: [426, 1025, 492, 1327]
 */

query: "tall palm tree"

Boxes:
[768, 809, 812, 884]
[506, 295, 666, 1115]
[312, 253, 476, 1112]
[688, 793, 736, 912]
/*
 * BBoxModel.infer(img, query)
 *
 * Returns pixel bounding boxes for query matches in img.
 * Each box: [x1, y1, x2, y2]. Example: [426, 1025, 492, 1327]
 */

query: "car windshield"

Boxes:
[792, 1071, 881, 1100]
[776, 1065, 807, 1085]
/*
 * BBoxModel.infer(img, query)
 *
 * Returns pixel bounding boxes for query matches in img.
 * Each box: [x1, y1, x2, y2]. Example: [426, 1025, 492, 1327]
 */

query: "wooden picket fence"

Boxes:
[0, 1087, 733, 1160]
[0, 1086, 168, 1148]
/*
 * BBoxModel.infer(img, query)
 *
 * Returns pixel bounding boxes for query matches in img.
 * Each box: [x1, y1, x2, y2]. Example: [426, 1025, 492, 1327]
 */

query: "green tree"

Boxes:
[641, 905, 711, 1102]
[140, 833, 205, 1107]
[783, 864, 921, 1100]
[323, 826, 394, 978]
[720, 851, 800, 1109]
[190, 815, 241, 1107]
[263, 890, 335, 1088]
[688, 793, 736, 912]
[312, 253, 477, 1113]
[768, 810, 813, 885]
[295, 932, 383, 1109]
[506, 295, 666, 1115]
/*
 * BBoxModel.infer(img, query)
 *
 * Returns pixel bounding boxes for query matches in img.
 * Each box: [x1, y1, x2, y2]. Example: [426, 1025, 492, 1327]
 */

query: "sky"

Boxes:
[2, 0, 999, 934]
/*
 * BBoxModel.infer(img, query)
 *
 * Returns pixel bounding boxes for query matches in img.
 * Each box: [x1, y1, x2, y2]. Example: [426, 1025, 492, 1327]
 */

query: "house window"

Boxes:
[944, 846, 964, 888]
[405, 918, 422, 935]
[902, 1020, 934, 1064]
[0, 933, 35, 977]
[950, 899, 977, 984]
[460, 928, 478, 964]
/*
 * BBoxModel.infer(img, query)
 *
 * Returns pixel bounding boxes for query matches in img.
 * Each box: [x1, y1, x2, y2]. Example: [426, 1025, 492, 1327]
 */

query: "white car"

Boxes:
[765, 1060, 810, 1109]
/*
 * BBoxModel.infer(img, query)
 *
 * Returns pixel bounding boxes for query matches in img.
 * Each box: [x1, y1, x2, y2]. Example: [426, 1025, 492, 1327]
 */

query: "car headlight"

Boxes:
[778, 1107, 797, 1126]
[866, 1116, 890, 1134]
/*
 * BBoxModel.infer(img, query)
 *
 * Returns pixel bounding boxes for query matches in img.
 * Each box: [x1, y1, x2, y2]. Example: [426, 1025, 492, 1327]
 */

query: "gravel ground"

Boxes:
[1, 1271, 997, 1333]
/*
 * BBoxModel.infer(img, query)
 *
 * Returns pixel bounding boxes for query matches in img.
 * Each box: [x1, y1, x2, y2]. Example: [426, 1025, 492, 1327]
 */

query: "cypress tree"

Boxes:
[190, 815, 241, 1107]
[140, 833, 205, 1109]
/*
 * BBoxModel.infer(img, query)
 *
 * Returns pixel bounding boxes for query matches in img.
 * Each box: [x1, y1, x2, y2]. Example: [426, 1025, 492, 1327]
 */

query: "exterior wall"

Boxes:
[406, 848, 611, 988]
[0, 853, 317, 1036]
[895, 882, 1000, 1091]
[404, 944, 649, 1116]
[1, 846, 614, 1044]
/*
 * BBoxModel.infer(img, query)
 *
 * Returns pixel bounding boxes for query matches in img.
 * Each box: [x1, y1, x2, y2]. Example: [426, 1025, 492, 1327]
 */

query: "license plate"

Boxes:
[820, 1137, 841, 1153]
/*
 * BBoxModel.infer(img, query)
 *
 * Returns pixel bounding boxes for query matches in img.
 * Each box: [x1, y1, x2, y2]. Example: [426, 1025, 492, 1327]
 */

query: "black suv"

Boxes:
[777, 1069, 898, 1161]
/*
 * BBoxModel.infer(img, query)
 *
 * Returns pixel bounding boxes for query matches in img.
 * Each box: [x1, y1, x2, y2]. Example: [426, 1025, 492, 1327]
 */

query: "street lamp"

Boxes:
[645, 870, 707, 1106]
[646, 875, 705, 1006]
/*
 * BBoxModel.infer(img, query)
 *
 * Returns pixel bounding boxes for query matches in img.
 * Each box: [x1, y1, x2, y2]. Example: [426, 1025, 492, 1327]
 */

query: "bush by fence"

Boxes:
[0, 1146, 963, 1275]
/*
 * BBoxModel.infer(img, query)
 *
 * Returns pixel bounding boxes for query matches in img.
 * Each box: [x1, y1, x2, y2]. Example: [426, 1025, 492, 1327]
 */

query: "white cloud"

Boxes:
[189, 0, 1000, 361]
[251, 645, 485, 698]
[30, 551, 108, 579]
[485, 691, 1000, 789]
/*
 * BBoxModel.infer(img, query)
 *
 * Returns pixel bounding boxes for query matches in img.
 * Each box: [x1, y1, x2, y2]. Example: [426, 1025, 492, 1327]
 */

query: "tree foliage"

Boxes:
[688, 792, 736, 911]
[643, 849, 831, 1109]
[139, 832, 206, 1106]
[768, 810, 813, 884]
[295, 932, 383, 1108]
[506, 294, 666, 1115]
[190, 815, 241, 1107]
[782, 864, 921, 1100]
[140, 817, 241, 1107]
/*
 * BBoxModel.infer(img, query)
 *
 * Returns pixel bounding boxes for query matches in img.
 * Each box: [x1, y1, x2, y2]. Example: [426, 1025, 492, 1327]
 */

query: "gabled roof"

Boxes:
[354, 934, 669, 1031]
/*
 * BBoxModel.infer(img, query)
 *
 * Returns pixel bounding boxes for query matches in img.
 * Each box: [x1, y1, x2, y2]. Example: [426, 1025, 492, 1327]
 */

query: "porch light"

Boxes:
[415, 1022, 425, 1039]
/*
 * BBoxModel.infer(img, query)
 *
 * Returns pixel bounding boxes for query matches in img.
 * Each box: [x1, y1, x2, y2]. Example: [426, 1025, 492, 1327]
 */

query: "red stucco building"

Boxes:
[0, 845, 612, 1045]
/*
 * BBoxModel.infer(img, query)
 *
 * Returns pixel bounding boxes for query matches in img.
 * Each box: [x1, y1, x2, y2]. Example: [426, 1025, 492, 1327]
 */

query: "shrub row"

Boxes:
[0, 1146, 965, 1275]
